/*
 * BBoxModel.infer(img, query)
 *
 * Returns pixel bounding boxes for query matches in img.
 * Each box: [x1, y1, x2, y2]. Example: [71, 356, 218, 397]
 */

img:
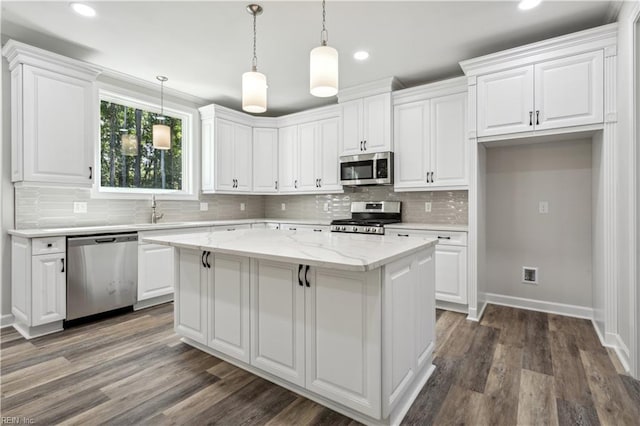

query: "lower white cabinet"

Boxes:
[279, 223, 329, 232]
[391, 229, 468, 305]
[11, 236, 66, 338]
[175, 248, 209, 344]
[138, 244, 175, 301]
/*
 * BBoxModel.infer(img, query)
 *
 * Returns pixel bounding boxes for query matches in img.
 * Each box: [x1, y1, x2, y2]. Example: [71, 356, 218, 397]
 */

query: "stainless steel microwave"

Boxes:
[339, 152, 394, 186]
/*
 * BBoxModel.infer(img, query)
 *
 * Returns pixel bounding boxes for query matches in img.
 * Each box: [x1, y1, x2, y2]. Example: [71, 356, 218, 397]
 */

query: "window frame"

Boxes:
[93, 85, 199, 200]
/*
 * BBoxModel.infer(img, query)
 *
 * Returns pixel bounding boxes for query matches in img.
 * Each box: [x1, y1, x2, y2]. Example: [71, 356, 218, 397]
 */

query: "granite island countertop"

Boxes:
[144, 228, 438, 272]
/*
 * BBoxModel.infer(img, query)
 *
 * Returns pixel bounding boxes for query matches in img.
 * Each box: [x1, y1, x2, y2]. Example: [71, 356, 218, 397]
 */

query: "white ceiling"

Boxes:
[1, 1, 616, 116]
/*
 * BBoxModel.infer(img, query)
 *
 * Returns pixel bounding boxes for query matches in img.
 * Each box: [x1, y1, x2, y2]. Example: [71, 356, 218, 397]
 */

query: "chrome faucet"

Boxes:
[151, 195, 164, 224]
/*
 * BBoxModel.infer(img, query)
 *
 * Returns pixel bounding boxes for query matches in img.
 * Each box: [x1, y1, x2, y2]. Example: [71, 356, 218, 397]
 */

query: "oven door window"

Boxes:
[341, 161, 374, 181]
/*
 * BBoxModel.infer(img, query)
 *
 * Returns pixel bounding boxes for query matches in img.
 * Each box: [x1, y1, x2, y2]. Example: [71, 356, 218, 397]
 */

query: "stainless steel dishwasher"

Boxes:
[67, 233, 138, 321]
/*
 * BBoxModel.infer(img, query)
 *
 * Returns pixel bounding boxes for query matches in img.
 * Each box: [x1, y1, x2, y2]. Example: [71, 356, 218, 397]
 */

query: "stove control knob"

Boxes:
[352, 226, 358, 232]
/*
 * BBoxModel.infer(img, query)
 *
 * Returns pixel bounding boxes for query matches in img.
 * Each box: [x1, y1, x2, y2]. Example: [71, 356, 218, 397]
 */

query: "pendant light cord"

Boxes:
[321, 0, 328, 46]
[160, 79, 164, 117]
[252, 11, 258, 71]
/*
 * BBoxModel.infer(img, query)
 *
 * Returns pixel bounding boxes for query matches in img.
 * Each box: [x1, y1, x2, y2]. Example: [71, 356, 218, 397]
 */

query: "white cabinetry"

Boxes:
[251, 260, 305, 386]
[341, 93, 392, 155]
[278, 118, 342, 193]
[476, 50, 604, 138]
[279, 224, 329, 232]
[11, 236, 66, 338]
[393, 79, 468, 191]
[200, 105, 253, 193]
[391, 229, 468, 305]
[252, 128, 279, 193]
[175, 248, 208, 344]
[3, 41, 100, 186]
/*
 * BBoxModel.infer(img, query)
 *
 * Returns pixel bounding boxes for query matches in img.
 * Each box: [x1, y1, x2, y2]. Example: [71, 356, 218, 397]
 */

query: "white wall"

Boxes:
[485, 139, 593, 309]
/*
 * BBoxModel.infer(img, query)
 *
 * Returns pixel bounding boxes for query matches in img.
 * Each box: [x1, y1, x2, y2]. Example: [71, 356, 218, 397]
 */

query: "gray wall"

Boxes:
[264, 187, 468, 224]
[486, 139, 592, 308]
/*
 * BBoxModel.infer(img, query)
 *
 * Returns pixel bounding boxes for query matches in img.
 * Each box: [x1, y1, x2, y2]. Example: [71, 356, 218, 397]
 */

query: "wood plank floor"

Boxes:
[1, 303, 639, 425]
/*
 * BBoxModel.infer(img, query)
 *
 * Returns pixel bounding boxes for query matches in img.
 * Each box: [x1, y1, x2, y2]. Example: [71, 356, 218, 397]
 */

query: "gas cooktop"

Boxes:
[330, 201, 401, 235]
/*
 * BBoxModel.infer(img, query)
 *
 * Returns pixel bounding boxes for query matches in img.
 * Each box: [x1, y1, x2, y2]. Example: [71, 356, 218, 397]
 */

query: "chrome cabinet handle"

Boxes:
[529, 111, 533, 126]
[60, 258, 65, 273]
[536, 110, 540, 125]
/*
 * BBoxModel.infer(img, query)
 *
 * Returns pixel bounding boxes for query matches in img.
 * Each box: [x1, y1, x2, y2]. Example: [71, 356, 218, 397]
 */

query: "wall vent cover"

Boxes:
[522, 267, 538, 284]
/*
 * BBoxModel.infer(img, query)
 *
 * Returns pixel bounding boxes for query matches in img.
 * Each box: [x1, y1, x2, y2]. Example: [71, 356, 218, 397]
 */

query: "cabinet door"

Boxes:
[414, 248, 435, 371]
[305, 267, 381, 418]
[297, 122, 318, 191]
[340, 99, 363, 156]
[362, 93, 392, 152]
[477, 66, 534, 137]
[430, 92, 468, 187]
[251, 260, 305, 386]
[318, 117, 341, 190]
[201, 117, 216, 192]
[534, 50, 604, 131]
[278, 125, 298, 192]
[435, 245, 467, 304]
[11, 237, 31, 325]
[394, 101, 430, 189]
[138, 243, 174, 301]
[209, 254, 251, 363]
[234, 123, 253, 191]
[215, 119, 236, 191]
[252, 128, 278, 193]
[31, 253, 66, 326]
[175, 248, 207, 344]
[22, 65, 95, 185]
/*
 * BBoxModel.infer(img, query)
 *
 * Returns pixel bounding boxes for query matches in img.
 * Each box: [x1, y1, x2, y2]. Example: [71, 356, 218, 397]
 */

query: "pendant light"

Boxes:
[242, 4, 267, 114]
[153, 75, 171, 150]
[121, 107, 138, 156]
[310, 0, 338, 97]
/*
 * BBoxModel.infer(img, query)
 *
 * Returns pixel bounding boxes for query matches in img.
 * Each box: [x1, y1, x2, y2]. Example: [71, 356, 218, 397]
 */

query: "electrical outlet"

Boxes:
[281, 203, 286, 211]
[522, 267, 538, 285]
[240, 203, 245, 211]
[200, 202, 208, 211]
[425, 202, 432, 213]
[73, 202, 87, 213]
[323, 203, 329, 212]
[539, 201, 549, 214]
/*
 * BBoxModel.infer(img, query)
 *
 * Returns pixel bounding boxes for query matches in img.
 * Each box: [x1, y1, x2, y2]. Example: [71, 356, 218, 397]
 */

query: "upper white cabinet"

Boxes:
[476, 50, 604, 138]
[340, 93, 392, 155]
[200, 105, 253, 194]
[393, 78, 468, 191]
[252, 128, 279, 193]
[278, 117, 342, 194]
[3, 41, 100, 186]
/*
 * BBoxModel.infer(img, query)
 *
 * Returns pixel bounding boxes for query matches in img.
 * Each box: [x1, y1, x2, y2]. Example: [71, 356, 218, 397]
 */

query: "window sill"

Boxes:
[91, 187, 199, 201]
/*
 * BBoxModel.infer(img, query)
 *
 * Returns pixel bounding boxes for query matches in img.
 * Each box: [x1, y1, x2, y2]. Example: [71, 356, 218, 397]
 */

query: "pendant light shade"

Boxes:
[310, 45, 338, 97]
[121, 134, 138, 156]
[242, 4, 267, 114]
[310, 0, 338, 97]
[153, 75, 171, 150]
[242, 70, 267, 113]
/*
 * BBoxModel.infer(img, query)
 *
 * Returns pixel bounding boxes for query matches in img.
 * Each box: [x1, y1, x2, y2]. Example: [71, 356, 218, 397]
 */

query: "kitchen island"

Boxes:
[144, 229, 437, 425]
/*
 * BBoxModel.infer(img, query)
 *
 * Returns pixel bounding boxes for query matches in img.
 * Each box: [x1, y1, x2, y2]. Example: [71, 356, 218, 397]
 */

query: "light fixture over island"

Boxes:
[144, 228, 438, 425]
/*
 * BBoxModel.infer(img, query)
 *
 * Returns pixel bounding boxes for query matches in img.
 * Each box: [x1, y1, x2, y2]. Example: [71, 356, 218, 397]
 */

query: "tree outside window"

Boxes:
[100, 100, 183, 190]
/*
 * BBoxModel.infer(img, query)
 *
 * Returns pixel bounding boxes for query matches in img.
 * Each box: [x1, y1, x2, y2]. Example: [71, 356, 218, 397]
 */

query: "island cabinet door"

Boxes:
[208, 254, 251, 363]
[414, 248, 436, 372]
[305, 267, 382, 419]
[250, 260, 305, 386]
[175, 249, 208, 344]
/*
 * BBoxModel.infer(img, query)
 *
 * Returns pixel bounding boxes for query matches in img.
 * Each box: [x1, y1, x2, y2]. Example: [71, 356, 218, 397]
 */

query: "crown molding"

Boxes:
[337, 77, 405, 103]
[393, 76, 467, 105]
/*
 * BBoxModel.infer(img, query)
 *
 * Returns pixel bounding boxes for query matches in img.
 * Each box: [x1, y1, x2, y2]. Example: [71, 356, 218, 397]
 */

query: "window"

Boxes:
[97, 90, 195, 198]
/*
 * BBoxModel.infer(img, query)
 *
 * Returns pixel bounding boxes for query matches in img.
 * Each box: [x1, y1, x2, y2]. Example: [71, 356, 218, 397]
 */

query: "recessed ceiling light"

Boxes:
[354, 51, 369, 61]
[70, 2, 96, 17]
[518, 0, 541, 10]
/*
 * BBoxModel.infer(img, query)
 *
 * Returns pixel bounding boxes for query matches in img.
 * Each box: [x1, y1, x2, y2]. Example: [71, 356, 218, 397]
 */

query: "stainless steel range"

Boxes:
[330, 201, 401, 235]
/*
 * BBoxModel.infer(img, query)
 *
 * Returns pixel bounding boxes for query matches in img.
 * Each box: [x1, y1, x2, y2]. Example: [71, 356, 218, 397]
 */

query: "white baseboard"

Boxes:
[484, 293, 593, 319]
[466, 300, 488, 322]
[435, 300, 468, 314]
[1, 314, 14, 328]
[613, 334, 632, 373]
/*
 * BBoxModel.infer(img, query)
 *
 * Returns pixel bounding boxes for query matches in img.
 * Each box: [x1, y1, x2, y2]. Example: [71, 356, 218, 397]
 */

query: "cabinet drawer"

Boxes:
[32, 237, 66, 255]
[213, 224, 252, 232]
[391, 229, 467, 246]
[139, 227, 211, 241]
[280, 224, 329, 232]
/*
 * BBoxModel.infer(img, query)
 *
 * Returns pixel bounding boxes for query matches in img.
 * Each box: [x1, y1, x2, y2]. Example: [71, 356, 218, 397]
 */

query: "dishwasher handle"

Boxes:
[67, 233, 138, 247]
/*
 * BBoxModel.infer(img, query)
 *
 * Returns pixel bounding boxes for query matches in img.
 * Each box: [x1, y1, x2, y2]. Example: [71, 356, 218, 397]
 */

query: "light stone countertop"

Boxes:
[385, 223, 469, 232]
[7, 218, 335, 238]
[144, 229, 438, 272]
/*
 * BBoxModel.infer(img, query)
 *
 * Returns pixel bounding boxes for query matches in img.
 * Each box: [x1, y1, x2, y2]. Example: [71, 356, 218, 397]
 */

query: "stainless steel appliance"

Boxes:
[330, 201, 401, 235]
[339, 151, 393, 186]
[67, 233, 138, 321]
